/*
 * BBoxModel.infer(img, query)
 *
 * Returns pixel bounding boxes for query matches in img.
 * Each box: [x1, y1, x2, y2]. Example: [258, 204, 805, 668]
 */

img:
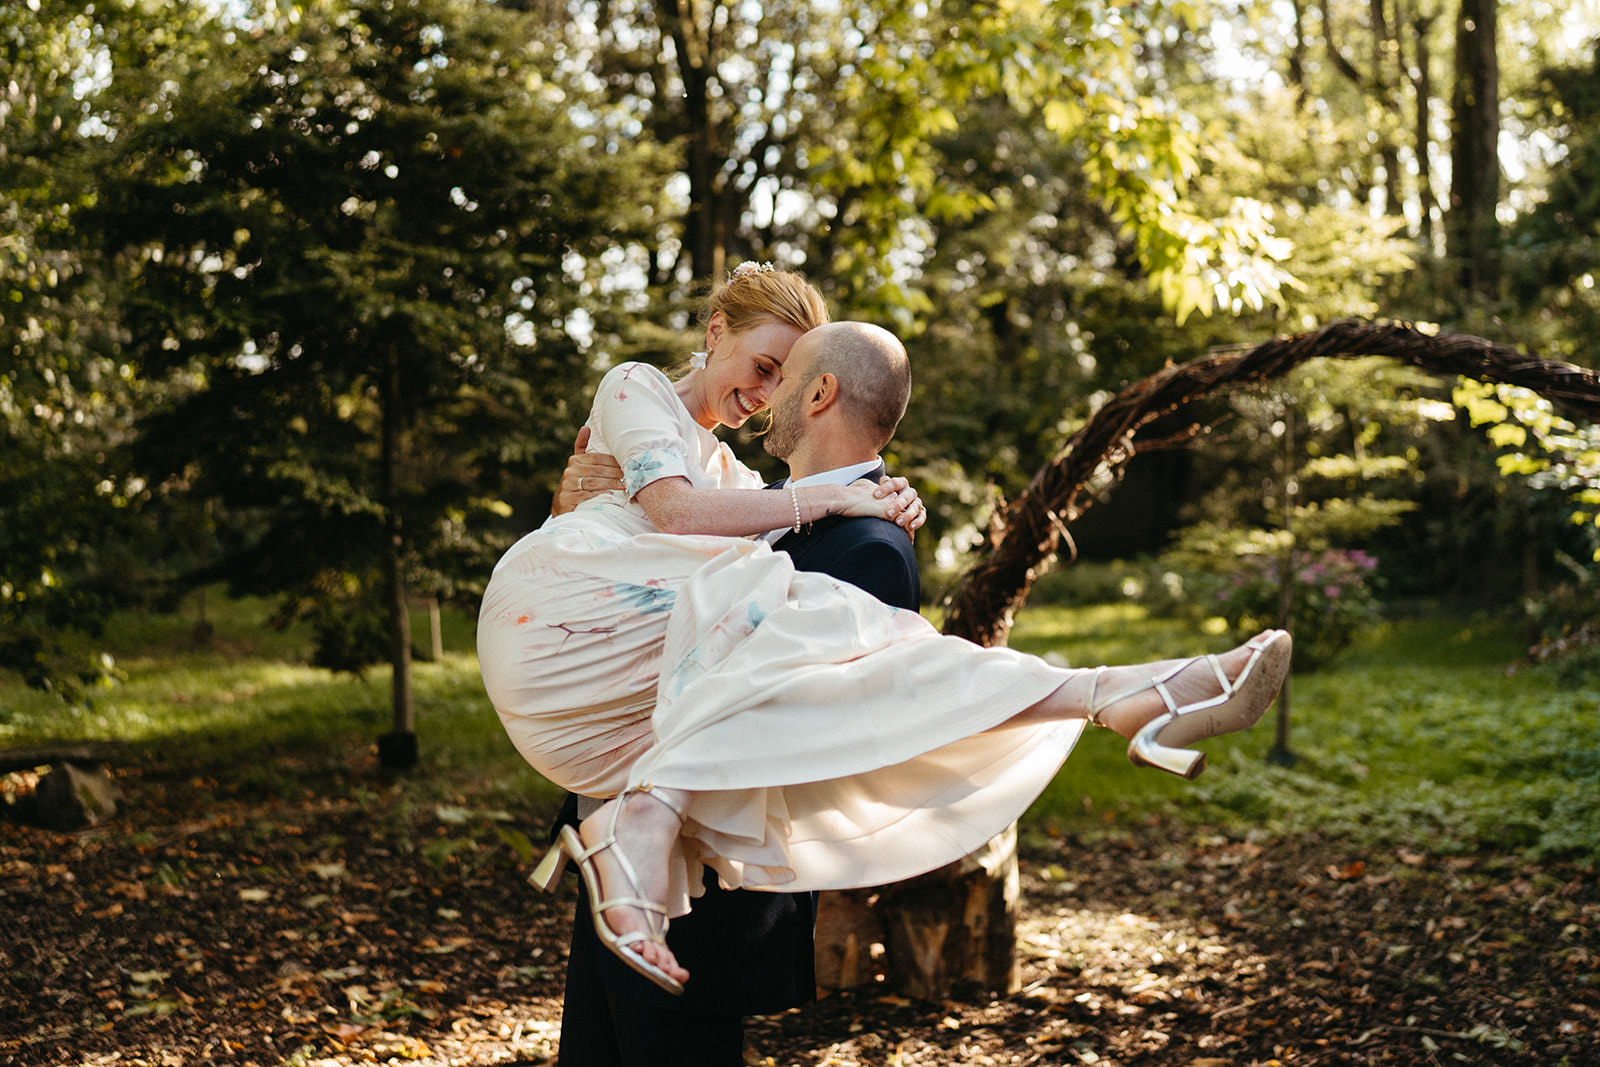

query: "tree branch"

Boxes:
[941, 319, 1600, 649]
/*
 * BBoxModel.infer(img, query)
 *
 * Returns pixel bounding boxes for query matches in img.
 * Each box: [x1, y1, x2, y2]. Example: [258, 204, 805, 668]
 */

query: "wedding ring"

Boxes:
[580, 477, 589, 492]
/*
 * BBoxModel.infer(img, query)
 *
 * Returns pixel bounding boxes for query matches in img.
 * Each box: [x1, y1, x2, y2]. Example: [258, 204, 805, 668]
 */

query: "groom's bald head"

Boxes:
[778, 321, 910, 453]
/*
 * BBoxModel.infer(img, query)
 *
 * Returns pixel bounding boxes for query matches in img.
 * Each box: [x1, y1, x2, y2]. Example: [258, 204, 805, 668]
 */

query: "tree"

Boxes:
[1447, 0, 1500, 294]
[85, 0, 668, 761]
[0, 0, 145, 699]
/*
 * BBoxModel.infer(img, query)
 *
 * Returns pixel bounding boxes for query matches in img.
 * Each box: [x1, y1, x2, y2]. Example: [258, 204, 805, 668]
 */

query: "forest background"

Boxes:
[5, 0, 1599, 714]
[4, 1, 1600, 1063]
[1, 0, 1597, 704]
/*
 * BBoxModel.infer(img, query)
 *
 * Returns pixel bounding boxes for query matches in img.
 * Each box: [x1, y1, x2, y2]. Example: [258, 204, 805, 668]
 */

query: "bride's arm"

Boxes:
[634, 477, 891, 537]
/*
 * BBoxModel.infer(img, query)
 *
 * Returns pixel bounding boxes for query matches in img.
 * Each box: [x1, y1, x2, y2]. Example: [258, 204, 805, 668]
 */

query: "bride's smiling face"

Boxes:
[686, 313, 804, 429]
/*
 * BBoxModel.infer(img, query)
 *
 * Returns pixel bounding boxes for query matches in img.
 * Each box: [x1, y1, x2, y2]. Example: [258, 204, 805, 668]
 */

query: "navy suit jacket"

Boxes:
[558, 466, 920, 1016]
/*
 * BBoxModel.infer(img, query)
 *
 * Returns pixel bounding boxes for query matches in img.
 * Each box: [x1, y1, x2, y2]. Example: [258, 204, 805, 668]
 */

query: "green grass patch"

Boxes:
[0, 591, 562, 812]
[4, 593, 1596, 862]
[1013, 604, 1600, 862]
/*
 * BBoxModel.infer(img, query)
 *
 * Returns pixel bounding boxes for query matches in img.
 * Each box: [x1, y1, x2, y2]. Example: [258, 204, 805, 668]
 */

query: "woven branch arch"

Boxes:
[941, 318, 1600, 649]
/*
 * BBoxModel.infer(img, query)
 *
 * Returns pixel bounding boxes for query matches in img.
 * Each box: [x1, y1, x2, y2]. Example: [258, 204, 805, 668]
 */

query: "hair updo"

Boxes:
[701, 262, 829, 336]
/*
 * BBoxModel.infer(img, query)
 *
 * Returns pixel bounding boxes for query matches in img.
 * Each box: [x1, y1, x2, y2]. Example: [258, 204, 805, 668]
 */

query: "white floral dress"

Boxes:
[477, 361, 1082, 914]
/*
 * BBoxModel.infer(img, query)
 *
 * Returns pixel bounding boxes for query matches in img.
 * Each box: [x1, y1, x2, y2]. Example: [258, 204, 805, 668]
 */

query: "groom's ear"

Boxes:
[807, 373, 841, 414]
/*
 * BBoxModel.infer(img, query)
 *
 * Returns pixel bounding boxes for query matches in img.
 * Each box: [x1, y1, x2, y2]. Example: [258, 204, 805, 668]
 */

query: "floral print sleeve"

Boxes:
[589, 362, 697, 497]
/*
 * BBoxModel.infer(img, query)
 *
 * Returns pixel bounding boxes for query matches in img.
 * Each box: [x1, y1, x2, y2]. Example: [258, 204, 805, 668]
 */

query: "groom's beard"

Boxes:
[763, 389, 804, 461]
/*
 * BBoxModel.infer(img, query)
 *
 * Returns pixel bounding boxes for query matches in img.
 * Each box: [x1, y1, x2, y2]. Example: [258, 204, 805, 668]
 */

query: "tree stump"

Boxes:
[1, 744, 125, 831]
[816, 825, 1021, 998]
[879, 825, 1021, 1000]
[813, 888, 884, 991]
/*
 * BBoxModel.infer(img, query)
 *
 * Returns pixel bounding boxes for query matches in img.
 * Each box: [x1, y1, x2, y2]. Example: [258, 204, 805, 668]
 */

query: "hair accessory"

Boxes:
[689, 351, 708, 370]
[730, 261, 775, 279]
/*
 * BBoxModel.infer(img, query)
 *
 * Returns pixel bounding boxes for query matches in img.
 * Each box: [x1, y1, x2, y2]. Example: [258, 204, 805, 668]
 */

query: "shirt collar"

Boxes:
[764, 458, 884, 544]
[781, 458, 883, 489]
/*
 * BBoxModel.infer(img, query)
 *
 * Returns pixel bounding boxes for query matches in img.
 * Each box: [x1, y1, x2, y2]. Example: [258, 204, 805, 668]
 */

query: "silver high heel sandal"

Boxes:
[1086, 629, 1293, 780]
[529, 783, 686, 995]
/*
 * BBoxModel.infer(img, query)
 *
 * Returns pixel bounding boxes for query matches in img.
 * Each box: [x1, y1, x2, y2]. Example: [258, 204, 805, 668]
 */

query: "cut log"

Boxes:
[813, 888, 885, 991]
[879, 825, 1020, 1000]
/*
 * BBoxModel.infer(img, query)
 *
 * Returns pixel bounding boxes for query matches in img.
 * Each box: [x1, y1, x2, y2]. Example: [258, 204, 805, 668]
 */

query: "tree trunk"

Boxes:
[1411, 8, 1438, 248]
[660, 0, 722, 279]
[380, 341, 415, 768]
[1371, 0, 1403, 214]
[1288, 0, 1308, 102]
[1447, 0, 1499, 295]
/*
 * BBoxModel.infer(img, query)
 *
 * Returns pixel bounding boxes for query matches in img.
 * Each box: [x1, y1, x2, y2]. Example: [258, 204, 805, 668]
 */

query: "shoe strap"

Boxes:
[627, 781, 686, 819]
[1084, 667, 1109, 728]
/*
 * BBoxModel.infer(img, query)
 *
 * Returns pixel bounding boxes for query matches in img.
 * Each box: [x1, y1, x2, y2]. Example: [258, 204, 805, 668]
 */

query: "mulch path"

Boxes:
[3, 757, 1597, 1066]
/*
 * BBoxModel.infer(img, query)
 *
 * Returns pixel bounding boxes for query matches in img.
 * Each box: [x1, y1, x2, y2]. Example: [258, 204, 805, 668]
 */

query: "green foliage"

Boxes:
[1454, 378, 1600, 675]
[811, 0, 1298, 326]
[0, 0, 151, 698]
[1505, 39, 1600, 345]
[273, 571, 390, 676]
[1455, 379, 1600, 562]
[1142, 360, 1430, 666]
[60, 0, 670, 679]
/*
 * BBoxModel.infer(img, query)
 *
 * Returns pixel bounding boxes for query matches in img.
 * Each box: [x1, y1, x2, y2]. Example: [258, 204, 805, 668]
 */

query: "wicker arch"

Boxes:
[941, 318, 1600, 648]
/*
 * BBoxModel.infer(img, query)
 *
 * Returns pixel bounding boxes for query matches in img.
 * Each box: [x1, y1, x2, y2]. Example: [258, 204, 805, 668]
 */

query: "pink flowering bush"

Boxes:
[1208, 548, 1384, 669]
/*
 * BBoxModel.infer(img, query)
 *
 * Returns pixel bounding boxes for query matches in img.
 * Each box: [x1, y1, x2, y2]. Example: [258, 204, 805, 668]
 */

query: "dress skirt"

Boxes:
[478, 512, 1082, 917]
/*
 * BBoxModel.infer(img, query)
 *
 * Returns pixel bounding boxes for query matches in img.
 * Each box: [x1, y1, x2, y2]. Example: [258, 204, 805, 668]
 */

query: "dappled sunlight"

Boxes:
[6, 745, 1596, 1064]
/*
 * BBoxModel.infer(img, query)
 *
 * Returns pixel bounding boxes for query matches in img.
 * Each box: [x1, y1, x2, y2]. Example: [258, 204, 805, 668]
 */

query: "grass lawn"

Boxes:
[4, 590, 1596, 863]
[0, 592, 563, 814]
[1011, 601, 1600, 861]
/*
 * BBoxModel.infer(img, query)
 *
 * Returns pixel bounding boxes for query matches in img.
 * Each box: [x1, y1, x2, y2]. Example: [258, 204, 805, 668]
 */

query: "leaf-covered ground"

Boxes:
[4, 751, 1598, 1067]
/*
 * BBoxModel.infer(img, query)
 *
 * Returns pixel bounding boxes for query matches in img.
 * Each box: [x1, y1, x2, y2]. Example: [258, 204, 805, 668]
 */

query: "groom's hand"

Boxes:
[553, 427, 626, 515]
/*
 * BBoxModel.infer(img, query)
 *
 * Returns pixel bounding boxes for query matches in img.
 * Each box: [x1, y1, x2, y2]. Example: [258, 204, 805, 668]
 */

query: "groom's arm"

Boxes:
[552, 427, 625, 515]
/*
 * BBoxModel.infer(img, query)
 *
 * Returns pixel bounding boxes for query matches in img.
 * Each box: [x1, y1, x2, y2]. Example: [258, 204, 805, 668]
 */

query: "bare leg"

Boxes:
[578, 785, 692, 987]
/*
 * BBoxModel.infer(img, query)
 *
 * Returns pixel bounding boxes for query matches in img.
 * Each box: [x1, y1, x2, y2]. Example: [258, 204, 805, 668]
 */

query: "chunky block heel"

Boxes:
[528, 834, 572, 892]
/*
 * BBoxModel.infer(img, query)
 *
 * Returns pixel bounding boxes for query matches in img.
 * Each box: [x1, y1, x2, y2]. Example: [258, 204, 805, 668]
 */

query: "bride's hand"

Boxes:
[829, 479, 926, 537]
[871, 475, 926, 536]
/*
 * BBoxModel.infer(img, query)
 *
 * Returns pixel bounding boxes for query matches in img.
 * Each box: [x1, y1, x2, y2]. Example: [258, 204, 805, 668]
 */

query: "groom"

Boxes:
[547, 321, 920, 1066]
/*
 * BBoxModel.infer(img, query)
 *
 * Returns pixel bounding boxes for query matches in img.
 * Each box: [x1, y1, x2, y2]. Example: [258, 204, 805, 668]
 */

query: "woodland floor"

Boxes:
[4, 747, 1598, 1067]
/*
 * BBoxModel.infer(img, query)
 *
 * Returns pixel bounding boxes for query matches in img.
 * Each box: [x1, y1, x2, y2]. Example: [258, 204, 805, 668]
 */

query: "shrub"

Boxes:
[1522, 559, 1600, 684]
[1196, 548, 1384, 669]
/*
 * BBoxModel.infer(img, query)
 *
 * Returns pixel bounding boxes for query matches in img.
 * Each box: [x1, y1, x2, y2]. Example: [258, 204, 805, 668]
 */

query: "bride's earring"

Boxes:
[689, 351, 708, 370]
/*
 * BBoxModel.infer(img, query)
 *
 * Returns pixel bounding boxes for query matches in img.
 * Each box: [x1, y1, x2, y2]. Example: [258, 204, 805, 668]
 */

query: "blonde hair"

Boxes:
[700, 264, 829, 336]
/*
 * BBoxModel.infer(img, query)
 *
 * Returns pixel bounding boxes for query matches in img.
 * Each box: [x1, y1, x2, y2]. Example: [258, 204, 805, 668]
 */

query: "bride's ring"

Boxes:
[580, 477, 590, 492]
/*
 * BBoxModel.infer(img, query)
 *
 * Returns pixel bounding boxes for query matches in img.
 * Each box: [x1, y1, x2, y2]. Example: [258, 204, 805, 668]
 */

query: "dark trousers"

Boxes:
[557, 898, 745, 1067]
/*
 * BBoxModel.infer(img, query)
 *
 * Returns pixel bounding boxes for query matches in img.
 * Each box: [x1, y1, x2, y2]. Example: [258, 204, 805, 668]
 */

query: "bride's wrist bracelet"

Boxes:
[789, 485, 803, 533]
